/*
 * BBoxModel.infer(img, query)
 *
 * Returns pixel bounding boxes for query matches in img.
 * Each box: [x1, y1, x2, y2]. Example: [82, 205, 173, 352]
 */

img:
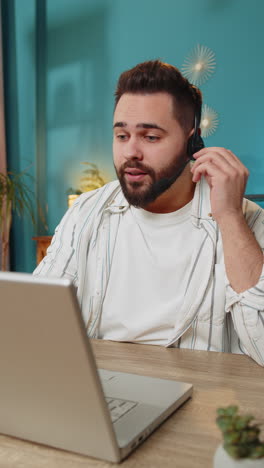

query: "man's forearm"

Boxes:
[217, 212, 263, 293]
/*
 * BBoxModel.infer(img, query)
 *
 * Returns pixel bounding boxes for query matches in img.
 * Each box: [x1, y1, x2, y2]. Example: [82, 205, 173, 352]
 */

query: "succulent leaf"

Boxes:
[216, 406, 264, 460]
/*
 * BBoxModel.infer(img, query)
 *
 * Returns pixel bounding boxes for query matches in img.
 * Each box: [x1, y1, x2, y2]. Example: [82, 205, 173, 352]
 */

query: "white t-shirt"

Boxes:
[99, 201, 198, 345]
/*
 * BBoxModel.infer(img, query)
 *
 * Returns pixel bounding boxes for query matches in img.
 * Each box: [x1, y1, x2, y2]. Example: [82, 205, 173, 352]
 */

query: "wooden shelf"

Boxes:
[32, 236, 52, 265]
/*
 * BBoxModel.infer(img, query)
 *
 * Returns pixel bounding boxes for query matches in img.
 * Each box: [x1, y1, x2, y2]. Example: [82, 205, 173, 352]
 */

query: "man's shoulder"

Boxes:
[243, 197, 264, 227]
[74, 180, 123, 213]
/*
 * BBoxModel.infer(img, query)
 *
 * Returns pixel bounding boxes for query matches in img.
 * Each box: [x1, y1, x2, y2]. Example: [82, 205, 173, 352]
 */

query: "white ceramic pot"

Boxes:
[214, 445, 264, 468]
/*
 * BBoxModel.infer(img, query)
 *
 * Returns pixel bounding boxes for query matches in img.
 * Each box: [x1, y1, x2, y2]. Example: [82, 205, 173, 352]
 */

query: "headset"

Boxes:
[171, 111, 204, 180]
[187, 112, 205, 160]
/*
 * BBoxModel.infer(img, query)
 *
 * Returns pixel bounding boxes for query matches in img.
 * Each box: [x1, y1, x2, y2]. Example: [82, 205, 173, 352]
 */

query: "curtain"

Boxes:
[0, 2, 7, 269]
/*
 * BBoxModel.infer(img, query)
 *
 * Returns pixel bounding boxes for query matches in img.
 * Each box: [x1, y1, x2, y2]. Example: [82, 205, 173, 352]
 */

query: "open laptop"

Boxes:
[0, 271, 193, 463]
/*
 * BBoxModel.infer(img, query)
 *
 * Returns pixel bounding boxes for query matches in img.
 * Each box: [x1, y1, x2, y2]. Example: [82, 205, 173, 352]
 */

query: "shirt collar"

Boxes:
[103, 182, 129, 213]
[104, 176, 213, 224]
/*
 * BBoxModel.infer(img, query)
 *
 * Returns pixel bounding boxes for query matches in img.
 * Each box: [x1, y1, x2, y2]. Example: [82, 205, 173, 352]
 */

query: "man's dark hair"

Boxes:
[114, 59, 202, 131]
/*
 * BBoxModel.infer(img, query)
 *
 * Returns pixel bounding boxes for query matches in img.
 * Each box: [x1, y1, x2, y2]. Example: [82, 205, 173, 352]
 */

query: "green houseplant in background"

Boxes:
[79, 162, 105, 192]
[214, 406, 264, 467]
[67, 162, 106, 207]
[0, 170, 36, 271]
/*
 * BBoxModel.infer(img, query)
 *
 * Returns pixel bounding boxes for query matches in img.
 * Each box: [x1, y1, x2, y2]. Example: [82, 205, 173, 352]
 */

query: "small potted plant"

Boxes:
[214, 406, 264, 467]
[67, 162, 105, 207]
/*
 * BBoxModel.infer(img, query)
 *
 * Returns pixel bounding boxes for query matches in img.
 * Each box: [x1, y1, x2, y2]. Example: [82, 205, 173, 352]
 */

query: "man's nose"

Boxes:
[123, 137, 143, 160]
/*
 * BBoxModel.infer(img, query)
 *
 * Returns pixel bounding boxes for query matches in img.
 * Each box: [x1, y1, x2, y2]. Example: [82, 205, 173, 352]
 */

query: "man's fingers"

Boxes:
[192, 148, 249, 180]
[192, 160, 231, 183]
[194, 147, 243, 169]
[192, 152, 234, 172]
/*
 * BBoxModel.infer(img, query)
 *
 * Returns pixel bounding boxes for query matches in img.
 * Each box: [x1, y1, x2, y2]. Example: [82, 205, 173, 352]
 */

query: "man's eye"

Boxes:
[145, 135, 160, 142]
[116, 134, 128, 141]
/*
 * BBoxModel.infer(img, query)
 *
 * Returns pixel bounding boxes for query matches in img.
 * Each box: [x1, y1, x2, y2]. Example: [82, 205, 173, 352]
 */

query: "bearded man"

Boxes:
[34, 60, 264, 366]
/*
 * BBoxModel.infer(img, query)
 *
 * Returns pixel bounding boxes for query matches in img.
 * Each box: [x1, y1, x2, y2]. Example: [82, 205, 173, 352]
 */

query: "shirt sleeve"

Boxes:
[225, 201, 264, 366]
[33, 189, 99, 283]
[33, 200, 79, 282]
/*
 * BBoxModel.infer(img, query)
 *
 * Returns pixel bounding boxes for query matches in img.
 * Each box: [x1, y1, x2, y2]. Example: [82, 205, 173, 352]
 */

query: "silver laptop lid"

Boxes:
[0, 272, 120, 462]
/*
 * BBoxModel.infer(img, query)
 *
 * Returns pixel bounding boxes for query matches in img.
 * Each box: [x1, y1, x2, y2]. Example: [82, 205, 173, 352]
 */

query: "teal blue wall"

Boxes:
[2, 0, 37, 272]
[3, 0, 264, 271]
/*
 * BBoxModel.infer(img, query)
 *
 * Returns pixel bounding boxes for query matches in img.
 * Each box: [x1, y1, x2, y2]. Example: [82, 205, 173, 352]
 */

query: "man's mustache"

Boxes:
[120, 161, 153, 175]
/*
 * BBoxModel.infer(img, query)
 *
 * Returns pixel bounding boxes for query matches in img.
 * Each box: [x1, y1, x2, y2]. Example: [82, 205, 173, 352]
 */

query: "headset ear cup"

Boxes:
[195, 134, 205, 152]
[187, 112, 205, 159]
[187, 134, 205, 160]
[187, 136, 195, 160]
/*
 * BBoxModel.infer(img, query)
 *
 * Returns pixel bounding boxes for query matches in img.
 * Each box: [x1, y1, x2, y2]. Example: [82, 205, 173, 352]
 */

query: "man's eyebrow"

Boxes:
[113, 122, 166, 132]
[113, 122, 126, 129]
[137, 123, 166, 132]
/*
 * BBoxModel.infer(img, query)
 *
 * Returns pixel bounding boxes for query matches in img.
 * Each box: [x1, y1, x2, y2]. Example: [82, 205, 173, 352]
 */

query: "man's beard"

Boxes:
[115, 154, 190, 208]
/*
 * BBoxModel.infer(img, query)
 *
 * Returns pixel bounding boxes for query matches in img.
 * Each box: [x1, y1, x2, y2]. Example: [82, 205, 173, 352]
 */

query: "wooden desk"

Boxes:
[0, 341, 263, 468]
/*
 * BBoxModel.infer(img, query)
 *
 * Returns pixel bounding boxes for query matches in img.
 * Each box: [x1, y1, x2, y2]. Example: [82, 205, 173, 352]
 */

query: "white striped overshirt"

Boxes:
[34, 177, 264, 366]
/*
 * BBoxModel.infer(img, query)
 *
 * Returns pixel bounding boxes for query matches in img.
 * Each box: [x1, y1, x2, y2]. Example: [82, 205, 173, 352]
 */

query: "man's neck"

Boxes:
[143, 165, 195, 214]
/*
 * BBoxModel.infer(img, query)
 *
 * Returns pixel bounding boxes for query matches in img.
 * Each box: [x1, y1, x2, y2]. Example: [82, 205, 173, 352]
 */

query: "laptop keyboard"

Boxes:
[106, 397, 138, 423]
